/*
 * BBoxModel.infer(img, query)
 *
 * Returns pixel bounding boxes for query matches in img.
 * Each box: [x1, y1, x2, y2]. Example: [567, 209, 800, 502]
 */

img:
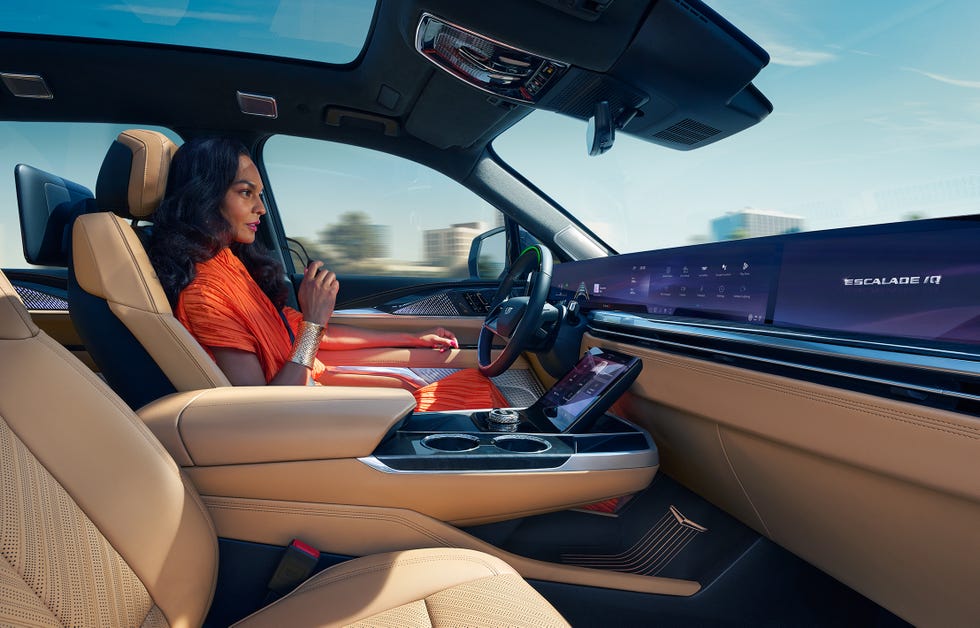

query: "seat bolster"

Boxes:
[0, 272, 39, 340]
[0, 331, 218, 628]
[235, 548, 568, 628]
[73, 212, 230, 392]
[73, 212, 171, 310]
[109, 302, 231, 391]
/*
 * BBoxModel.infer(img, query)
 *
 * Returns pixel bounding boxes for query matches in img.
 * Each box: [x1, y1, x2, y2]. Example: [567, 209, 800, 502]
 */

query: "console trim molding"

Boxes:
[358, 439, 659, 475]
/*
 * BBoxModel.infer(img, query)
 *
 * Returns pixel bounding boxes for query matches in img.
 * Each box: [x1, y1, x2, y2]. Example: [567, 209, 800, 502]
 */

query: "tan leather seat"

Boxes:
[0, 269, 567, 626]
[70, 129, 230, 409]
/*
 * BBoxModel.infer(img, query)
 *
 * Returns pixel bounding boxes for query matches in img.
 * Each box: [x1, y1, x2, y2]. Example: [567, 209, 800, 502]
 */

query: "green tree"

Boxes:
[319, 211, 384, 262]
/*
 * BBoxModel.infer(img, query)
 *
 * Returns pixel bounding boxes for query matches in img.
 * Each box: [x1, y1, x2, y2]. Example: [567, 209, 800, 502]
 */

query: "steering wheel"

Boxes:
[478, 245, 553, 377]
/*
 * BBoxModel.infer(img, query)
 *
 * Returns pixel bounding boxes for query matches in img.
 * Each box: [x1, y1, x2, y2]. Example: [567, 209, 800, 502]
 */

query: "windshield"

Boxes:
[494, 0, 980, 254]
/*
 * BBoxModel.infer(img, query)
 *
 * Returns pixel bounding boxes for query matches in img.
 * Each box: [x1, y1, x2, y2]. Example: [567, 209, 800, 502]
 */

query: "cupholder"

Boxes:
[492, 435, 551, 453]
[421, 434, 481, 452]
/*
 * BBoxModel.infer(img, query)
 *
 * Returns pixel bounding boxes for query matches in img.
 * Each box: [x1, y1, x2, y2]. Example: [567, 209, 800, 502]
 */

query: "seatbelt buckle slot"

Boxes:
[267, 539, 320, 595]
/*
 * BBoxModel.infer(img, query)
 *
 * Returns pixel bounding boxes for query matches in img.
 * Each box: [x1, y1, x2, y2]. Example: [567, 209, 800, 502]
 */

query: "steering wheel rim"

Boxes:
[478, 245, 553, 377]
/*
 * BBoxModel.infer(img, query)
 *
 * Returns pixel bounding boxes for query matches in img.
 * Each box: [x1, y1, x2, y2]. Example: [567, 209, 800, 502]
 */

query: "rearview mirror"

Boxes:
[587, 101, 614, 156]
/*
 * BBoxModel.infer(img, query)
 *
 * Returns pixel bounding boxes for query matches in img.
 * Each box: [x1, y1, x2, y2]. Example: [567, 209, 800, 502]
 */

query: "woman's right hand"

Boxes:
[297, 260, 339, 326]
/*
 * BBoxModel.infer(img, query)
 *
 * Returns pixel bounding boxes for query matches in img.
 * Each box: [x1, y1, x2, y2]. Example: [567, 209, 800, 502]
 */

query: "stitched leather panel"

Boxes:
[0, 416, 161, 627]
[425, 574, 568, 627]
[141, 605, 169, 628]
[347, 599, 432, 627]
[347, 574, 567, 628]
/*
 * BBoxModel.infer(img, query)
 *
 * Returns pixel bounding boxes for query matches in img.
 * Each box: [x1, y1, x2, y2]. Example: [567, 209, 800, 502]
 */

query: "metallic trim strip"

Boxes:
[591, 312, 980, 377]
[600, 313, 980, 361]
[358, 446, 658, 474]
[592, 326, 980, 404]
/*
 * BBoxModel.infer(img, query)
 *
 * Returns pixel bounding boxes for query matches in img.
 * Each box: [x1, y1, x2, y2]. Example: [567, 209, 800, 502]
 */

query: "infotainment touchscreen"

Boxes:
[530, 348, 641, 433]
[549, 239, 778, 324]
[772, 225, 980, 345]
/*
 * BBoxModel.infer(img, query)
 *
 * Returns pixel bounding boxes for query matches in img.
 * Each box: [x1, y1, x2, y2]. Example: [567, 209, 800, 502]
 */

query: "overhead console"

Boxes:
[413, 0, 771, 150]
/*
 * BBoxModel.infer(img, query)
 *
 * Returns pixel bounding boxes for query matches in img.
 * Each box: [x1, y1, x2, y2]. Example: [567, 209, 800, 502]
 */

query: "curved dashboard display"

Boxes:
[551, 216, 980, 349]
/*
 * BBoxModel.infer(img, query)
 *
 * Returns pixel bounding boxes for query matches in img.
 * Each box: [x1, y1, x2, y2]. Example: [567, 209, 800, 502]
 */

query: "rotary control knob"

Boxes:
[487, 408, 520, 432]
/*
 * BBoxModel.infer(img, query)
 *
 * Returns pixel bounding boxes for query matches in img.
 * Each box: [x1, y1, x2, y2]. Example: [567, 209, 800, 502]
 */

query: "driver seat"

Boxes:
[69, 129, 231, 409]
[0, 268, 568, 626]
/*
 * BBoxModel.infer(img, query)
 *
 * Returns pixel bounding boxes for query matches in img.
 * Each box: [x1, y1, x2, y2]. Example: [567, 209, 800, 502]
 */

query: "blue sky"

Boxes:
[2, 1, 979, 265]
[497, 0, 980, 252]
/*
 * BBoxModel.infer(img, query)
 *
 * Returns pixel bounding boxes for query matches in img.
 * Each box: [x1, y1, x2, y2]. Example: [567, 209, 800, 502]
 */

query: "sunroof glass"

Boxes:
[0, 0, 377, 65]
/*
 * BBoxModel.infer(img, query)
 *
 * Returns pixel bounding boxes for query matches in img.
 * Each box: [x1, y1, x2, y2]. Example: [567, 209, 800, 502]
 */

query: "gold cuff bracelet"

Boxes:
[288, 321, 325, 368]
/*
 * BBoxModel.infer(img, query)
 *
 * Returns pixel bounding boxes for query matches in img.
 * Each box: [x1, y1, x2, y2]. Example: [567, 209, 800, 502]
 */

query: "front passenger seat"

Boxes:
[0, 270, 567, 626]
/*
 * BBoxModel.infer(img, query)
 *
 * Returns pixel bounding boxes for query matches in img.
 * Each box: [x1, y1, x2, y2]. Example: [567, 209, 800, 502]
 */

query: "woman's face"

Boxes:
[219, 154, 266, 245]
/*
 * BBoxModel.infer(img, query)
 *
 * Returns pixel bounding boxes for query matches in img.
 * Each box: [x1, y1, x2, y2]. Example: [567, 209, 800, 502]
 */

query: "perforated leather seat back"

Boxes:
[0, 270, 218, 627]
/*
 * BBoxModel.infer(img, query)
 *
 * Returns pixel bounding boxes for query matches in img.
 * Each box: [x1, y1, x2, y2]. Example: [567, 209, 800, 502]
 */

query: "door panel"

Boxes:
[3, 268, 99, 371]
[583, 334, 980, 627]
[330, 311, 484, 347]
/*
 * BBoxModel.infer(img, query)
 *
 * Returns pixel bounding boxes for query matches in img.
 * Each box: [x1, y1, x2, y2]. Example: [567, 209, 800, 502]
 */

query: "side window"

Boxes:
[262, 136, 504, 279]
[0, 122, 180, 268]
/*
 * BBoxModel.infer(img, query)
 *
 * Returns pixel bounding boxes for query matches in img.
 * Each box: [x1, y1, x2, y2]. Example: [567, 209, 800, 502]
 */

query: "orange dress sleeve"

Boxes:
[175, 249, 325, 383]
[177, 282, 259, 355]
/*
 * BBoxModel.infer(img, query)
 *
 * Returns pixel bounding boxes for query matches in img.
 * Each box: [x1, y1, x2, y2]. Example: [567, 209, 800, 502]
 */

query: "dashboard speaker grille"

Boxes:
[652, 118, 721, 145]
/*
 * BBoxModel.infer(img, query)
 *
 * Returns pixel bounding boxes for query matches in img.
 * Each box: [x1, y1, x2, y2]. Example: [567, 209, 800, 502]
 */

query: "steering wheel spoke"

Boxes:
[482, 312, 504, 339]
[477, 246, 553, 376]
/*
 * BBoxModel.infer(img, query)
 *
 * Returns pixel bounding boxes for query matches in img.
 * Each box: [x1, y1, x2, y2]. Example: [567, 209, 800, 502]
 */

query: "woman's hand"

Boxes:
[297, 260, 339, 326]
[417, 327, 459, 352]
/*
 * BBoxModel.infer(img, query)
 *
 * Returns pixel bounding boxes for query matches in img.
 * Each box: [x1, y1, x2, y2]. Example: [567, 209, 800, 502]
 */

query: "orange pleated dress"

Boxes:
[175, 248, 506, 412]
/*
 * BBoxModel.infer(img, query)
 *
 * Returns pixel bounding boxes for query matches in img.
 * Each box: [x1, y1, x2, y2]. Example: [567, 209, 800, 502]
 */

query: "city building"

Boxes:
[710, 207, 804, 240]
[423, 221, 487, 264]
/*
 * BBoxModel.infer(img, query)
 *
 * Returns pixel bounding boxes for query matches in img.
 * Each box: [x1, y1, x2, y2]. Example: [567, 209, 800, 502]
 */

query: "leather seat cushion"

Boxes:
[235, 548, 568, 627]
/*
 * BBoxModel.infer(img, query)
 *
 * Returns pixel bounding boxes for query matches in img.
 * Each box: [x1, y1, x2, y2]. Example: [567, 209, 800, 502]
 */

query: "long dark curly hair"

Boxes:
[147, 137, 288, 309]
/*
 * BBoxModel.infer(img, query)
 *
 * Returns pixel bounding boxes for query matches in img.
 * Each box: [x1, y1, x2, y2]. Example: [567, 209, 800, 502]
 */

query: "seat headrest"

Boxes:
[0, 270, 39, 341]
[96, 129, 177, 220]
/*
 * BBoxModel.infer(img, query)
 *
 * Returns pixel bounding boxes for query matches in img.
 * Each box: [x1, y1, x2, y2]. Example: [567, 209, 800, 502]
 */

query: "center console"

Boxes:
[361, 348, 658, 474]
[139, 348, 658, 526]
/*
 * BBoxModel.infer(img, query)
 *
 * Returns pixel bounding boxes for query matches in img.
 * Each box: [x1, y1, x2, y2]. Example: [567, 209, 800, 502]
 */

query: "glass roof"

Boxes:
[0, 0, 377, 64]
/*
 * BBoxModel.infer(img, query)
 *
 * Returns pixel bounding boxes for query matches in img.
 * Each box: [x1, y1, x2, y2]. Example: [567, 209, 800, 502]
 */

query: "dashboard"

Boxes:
[551, 216, 980, 350]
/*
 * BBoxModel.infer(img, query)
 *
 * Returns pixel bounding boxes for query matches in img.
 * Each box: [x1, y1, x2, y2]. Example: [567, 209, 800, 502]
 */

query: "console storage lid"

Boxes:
[138, 386, 416, 466]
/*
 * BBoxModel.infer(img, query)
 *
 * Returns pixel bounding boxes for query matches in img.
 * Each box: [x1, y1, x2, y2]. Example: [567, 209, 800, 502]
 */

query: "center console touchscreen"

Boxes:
[528, 348, 641, 433]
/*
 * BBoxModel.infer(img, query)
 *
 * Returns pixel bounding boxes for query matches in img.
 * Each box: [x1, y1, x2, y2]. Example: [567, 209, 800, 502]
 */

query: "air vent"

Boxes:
[652, 118, 721, 145]
[236, 91, 278, 118]
[1, 73, 53, 99]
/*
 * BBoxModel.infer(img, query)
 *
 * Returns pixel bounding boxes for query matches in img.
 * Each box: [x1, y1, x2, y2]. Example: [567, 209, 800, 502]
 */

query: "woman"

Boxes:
[147, 137, 508, 411]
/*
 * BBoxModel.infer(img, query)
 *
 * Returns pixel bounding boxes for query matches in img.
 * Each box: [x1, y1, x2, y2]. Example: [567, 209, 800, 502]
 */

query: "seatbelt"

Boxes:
[265, 539, 320, 602]
[278, 309, 296, 344]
